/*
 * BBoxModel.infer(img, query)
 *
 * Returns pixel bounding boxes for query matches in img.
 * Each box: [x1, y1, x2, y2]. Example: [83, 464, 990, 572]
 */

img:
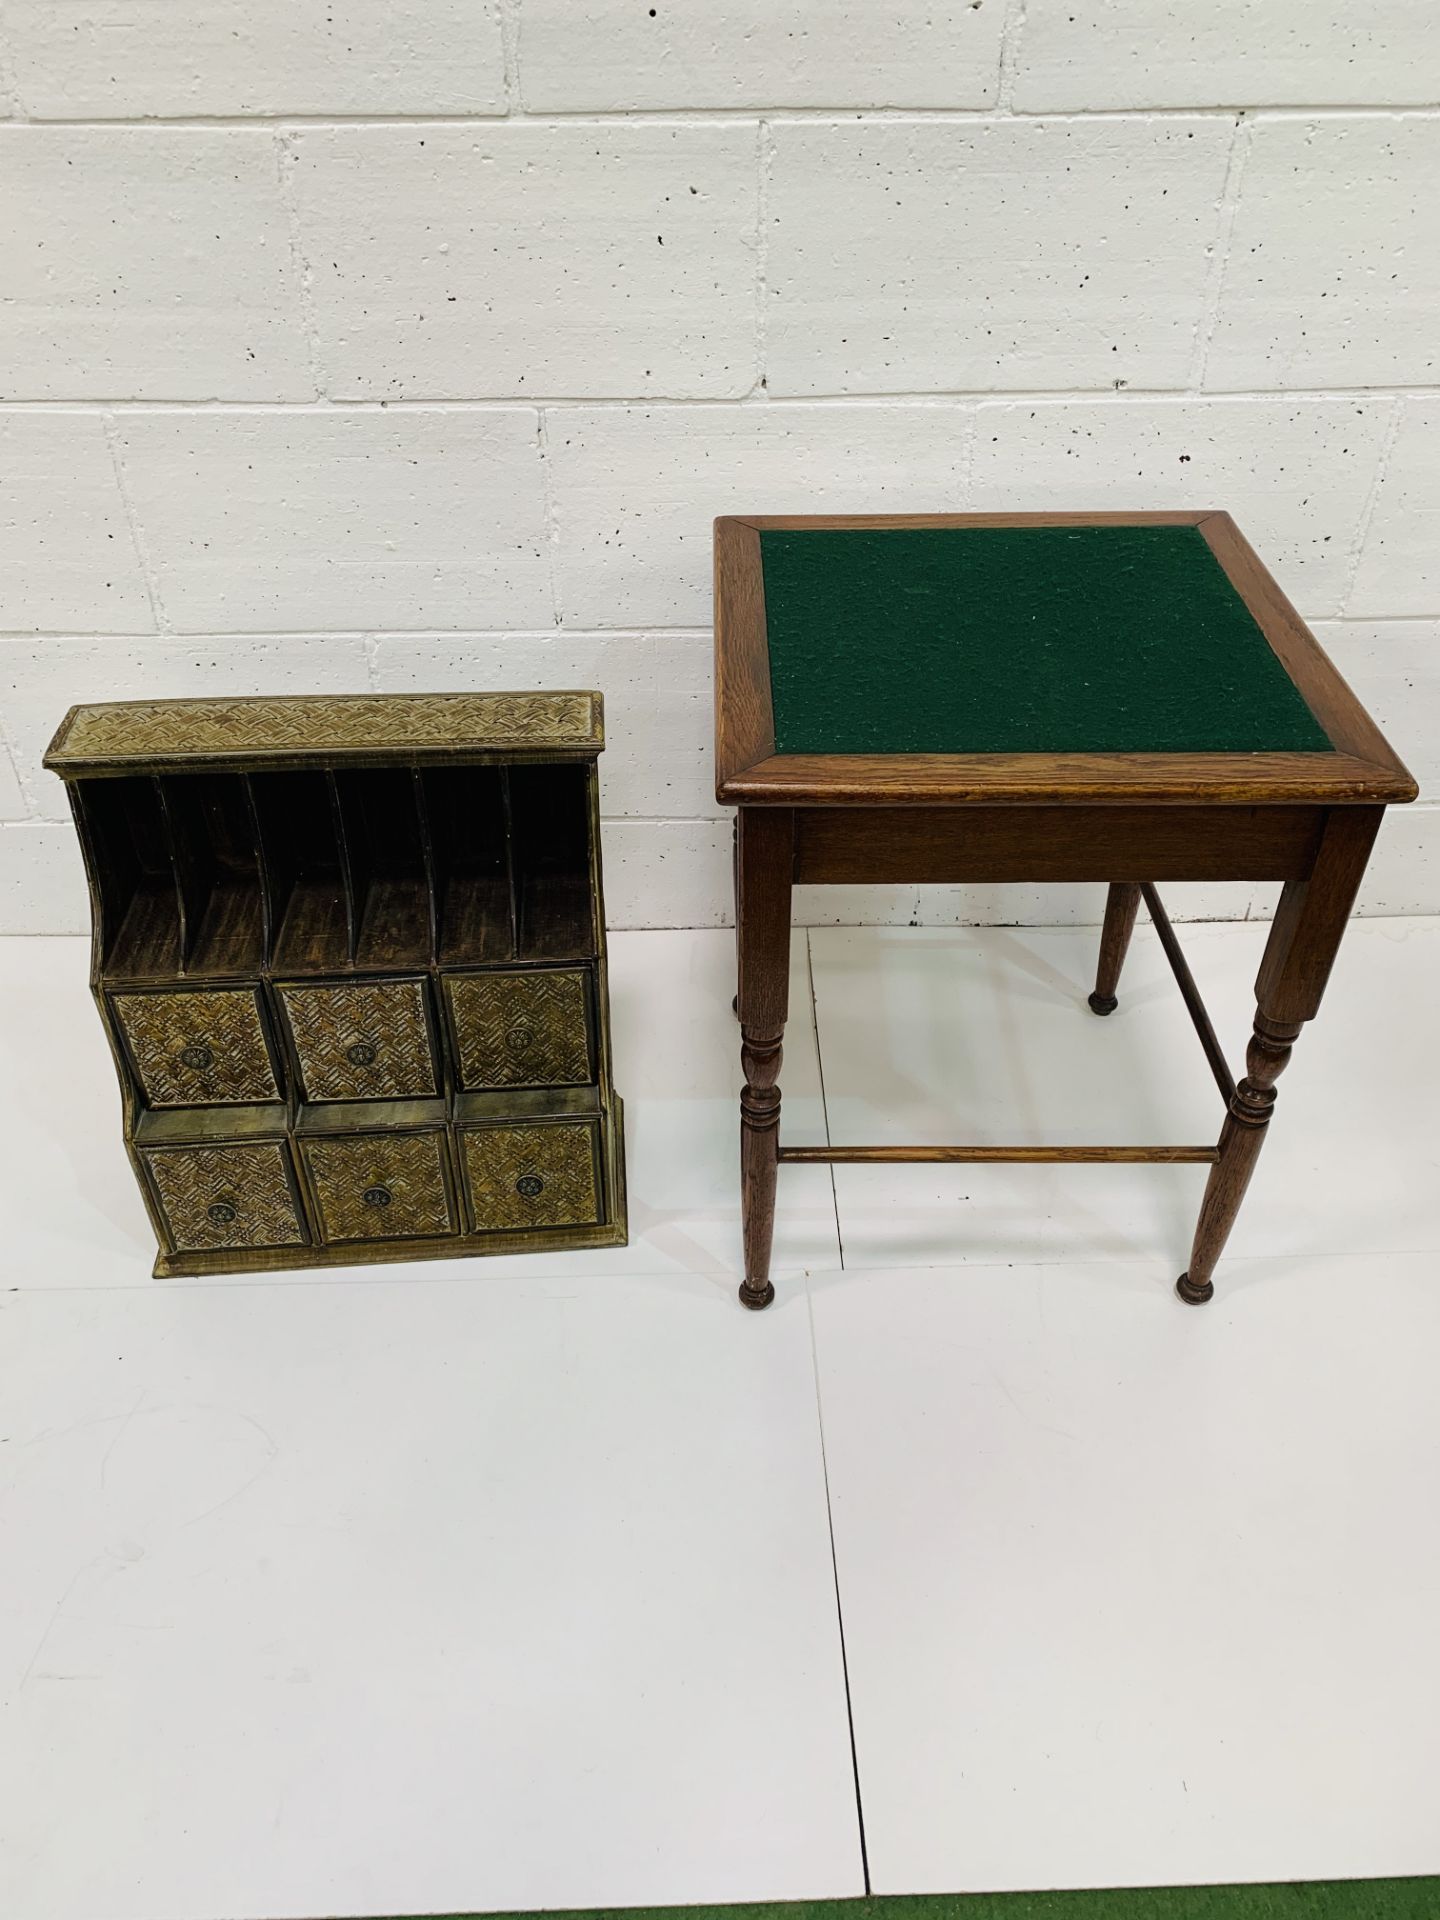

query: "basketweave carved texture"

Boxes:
[278, 979, 436, 1101]
[144, 1143, 304, 1251]
[51, 692, 599, 764]
[462, 1123, 600, 1232]
[302, 1132, 454, 1242]
[447, 969, 590, 1089]
[114, 989, 279, 1107]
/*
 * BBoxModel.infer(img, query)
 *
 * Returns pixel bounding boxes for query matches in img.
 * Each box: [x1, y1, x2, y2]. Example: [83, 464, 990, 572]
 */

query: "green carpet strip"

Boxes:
[760, 525, 1333, 757]
[397, 1879, 1440, 1920]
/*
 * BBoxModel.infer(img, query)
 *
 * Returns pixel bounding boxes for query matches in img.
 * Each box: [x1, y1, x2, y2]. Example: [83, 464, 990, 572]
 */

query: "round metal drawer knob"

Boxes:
[362, 1185, 393, 1209]
[179, 1043, 214, 1071]
[346, 1041, 378, 1067]
[207, 1201, 238, 1225]
[515, 1174, 545, 1199]
[505, 1027, 535, 1057]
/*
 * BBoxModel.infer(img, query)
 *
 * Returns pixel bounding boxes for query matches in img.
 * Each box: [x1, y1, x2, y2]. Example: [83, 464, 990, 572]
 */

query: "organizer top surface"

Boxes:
[758, 524, 1332, 757]
[45, 690, 605, 776]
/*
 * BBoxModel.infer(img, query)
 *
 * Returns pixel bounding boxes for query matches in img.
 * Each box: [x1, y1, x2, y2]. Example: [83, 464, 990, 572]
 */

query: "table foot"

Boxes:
[1087, 990, 1119, 1016]
[1175, 1270, 1215, 1305]
[738, 1279, 776, 1311]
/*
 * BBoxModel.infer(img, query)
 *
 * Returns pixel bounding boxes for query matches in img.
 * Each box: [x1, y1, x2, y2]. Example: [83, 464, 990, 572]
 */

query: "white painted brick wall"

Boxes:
[1012, 2, 1440, 113]
[111, 408, 552, 631]
[517, 3, 1005, 113]
[292, 124, 759, 399]
[0, 821, 89, 929]
[0, 743, 27, 821]
[766, 119, 1232, 395]
[0, 129, 312, 400]
[1351, 399, 1440, 617]
[0, 1, 1436, 932]
[3, 0, 507, 118]
[1206, 117, 1440, 391]
[0, 413, 152, 632]
[601, 818, 733, 933]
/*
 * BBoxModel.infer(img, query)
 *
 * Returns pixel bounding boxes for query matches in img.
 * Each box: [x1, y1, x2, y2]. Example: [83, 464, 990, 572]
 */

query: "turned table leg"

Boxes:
[1177, 1014, 1300, 1303]
[1088, 881, 1143, 1015]
[1177, 808, 1381, 1306]
[735, 808, 794, 1310]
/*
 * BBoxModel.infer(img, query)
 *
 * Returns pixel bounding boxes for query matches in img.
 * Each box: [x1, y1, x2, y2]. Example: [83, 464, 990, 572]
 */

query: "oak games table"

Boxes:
[714, 512, 1416, 1311]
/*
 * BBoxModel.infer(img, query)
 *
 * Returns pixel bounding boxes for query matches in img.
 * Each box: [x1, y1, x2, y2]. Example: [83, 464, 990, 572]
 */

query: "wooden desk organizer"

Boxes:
[45, 692, 627, 1276]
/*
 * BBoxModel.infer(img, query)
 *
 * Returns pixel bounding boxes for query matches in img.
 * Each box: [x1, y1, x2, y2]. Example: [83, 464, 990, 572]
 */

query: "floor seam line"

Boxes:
[805, 1277, 872, 1895]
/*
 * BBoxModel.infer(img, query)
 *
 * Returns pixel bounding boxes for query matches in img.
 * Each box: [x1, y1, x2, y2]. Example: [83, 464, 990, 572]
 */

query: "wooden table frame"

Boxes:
[716, 511, 1417, 1311]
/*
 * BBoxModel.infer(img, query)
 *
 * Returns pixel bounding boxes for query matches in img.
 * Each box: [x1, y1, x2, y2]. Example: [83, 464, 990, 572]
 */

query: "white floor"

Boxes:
[2, 918, 1438, 1919]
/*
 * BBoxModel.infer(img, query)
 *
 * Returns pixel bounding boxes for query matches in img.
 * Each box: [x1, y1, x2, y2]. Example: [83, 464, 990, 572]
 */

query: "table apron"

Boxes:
[791, 804, 1326, 885]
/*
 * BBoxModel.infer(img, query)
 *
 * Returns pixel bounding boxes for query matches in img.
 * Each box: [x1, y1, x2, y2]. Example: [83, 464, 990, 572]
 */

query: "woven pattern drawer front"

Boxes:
[462, 1122, 600, 1233]
[114, 989, 279, 1107]
[301, 1131, 454, 1243]
[279, 979, 436, 1101]
[447, 969, 590, 1090]
[144, 1143, 304, 1252]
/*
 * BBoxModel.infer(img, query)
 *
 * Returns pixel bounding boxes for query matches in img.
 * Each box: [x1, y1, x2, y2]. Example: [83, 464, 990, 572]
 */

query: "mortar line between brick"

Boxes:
[0, 626, 718, 644]
[1309, 613, 1440, 627]
[996, 0, 1028, 114]
[274, 127, 327, 401]
[1339, 393, 1405, 616]
[0, 6, 23, 119]
[957, 405, 980, 507]
[752, 117, 773, 399]
[100, 413, 169, 634]
[497, 0, 522, 115]
[1188, 112, 1253, 391]
[597, 817, 746, 829]
[536, 409, 565, 628]
[15, 104, 1440, 128]
[3, 386, 1437, 413]
[5, 611, 1435, 643]
[0, 710, 36, 820]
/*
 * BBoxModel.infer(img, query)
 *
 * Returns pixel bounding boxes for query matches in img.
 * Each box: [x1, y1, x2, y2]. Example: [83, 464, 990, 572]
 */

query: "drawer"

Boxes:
[461, 1121, 601, 1233]
[114, 988, 279, 1107]
[278, 978, 437, 1102]
[301, 1130, 454, 1243]
[446, 969, 591, 1090]
[143, 1142, 305, 1253]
